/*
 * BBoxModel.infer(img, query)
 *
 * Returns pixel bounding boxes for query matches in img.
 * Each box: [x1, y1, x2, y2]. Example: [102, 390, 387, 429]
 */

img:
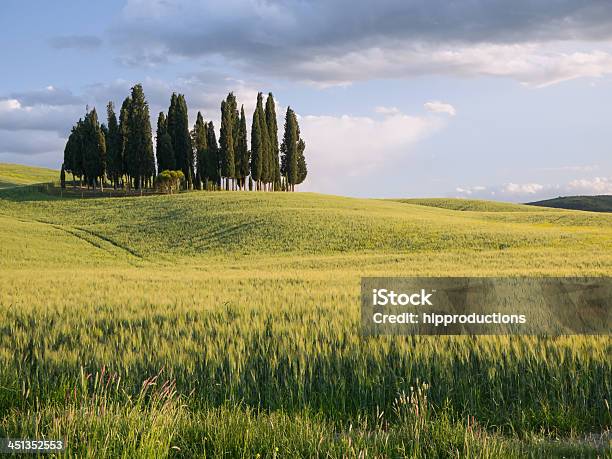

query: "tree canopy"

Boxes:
[63, 84, 307, 194]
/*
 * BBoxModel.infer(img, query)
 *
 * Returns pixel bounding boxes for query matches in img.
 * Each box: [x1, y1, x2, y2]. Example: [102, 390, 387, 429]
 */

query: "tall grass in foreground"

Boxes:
[2, 279, 609, 436]
[2, 370, 607, 458]
[1, 295, 610, 457]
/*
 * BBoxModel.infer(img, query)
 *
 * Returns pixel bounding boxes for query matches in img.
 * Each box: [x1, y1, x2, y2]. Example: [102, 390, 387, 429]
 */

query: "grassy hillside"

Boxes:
[527, 195, 612, 212]
[1, 189, 611, 457]
[392, 197, 543, 212]
[0, 162, 58, 189]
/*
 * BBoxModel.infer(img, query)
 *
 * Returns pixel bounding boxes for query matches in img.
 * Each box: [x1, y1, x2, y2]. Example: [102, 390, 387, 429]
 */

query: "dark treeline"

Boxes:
[62, 84, 307, 192]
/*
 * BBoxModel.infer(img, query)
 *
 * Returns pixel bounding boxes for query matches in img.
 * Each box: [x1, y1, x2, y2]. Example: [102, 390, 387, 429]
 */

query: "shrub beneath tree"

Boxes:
[155, 170, 185, 194]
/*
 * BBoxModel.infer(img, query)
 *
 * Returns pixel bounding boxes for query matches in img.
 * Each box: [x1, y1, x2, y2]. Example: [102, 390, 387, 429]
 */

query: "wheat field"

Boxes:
[0, 166, 611, 457]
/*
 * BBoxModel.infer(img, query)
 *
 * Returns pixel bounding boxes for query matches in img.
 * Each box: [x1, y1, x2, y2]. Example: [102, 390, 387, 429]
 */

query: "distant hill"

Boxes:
[392, 198, 542, 212]
[0, 163, 58, 189]
[526, 195, 612, 213]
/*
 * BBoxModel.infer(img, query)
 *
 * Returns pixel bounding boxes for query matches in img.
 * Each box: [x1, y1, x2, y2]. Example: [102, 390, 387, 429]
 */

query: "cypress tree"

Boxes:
[101, 122, 109, 158]
[156, 112, 175, 172]
[206, 121, 220, 189]
[219, 94, 236, 190]
[169, 94, 193, 188]
[250, 95, 263, 189]
[75, 119, 86, 186]
[265, 93, 280, 190]
[157, 134, 174, 173]
[63, 124, 78, 184]
[280, 107, 298, 191]
[82, 108, 106, 189]
[60, 163, 66, 189]
[219, 100, 227, 188]
[118, 97, 131, 188]
[64, 119, 86, 186]
[182, 96, 195, 187]
[105, 102, 122, 189]
[257, 93, 270, 189]
[233, 98, 240, 190]
[167, 93, 178, 157]
[193, 111, 208, 190]
[236, 105, 249, 189]
[296, 138, 307, 185]
[124, 84, 154, 189]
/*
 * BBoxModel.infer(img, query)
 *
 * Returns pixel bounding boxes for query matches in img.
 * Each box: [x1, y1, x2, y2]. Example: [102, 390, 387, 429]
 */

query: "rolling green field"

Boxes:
[0, 163, 58, 189]
[0, 165, 611, 457]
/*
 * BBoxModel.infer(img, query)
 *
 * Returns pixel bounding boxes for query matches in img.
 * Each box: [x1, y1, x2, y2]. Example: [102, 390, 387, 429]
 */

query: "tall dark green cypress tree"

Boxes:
[265, 93, 280, 190]
[169, 94, 192, 188]
[182, 96, 195, 187]
[101, 123, 109, 158]
[250, 100, 263, 189]
[82, 108, 106, 189]
[236, 105, 249, 189]
[206, 121, 220, 189]
[118, 97, 131, 187]
[60, 163, 66, 189]
[73, 119, 85, 186]
[219, 94, 236, 190]
[156, 112, 175, 172]
[296, 137, 307, 186]
[124, 84, 154, 189]
[193, 111, 208, 190]
[232, 100, 241, 190]
[280, 106, 298, 191]
[106, 102, 122, 189]
[167, 93, 178, 159]
[257, 93, 270, 189]
[63, 124, 77, 183]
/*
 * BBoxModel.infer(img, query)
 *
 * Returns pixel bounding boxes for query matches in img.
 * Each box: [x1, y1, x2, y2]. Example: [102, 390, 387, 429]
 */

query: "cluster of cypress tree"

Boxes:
[63, 84, 155, 190]
[62, 107, 106, 189]
[63, 84, 307, 192]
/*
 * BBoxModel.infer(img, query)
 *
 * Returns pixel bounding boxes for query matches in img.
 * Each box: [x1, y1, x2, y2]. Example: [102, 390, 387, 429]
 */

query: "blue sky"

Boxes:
[1, 0, 612, 201]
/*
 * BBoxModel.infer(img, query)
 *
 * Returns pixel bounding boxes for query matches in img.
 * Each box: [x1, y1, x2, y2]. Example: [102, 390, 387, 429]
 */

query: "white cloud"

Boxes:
[0, 87, 87, 161]
[0, 99, 21, 111]
[10, 86, 84, 107]
[0, 129, 66, 156]
[424, 101, 456, 116]
[454, 177, 612, 202]
[503, 183, 545, 194]
[298, 107, 446, 192]
[0, 97, 81, 133]
[287, 42, 612, 87]
[455, 185, 485, 195]
[568, 177, 612, 194]
[0, 94, 84, 161]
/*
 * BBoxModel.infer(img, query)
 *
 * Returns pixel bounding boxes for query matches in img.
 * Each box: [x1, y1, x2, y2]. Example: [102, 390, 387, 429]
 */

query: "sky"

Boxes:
[1, 0, 612, 201]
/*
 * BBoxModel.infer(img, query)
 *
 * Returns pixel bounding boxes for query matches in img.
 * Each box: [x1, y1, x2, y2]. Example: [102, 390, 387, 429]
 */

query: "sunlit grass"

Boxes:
[0, 163, 58, 188]
[0, 185, 611, 457]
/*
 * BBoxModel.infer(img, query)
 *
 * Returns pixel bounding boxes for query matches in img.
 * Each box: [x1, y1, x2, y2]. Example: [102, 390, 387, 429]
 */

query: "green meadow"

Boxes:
[0, 164, 610, 457]
[0, 163, 58, 189]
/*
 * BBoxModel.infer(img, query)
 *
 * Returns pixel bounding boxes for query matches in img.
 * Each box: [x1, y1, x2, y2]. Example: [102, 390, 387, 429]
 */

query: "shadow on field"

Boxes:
[0, 182, 166, 202]
[0, 184, 65, 202]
